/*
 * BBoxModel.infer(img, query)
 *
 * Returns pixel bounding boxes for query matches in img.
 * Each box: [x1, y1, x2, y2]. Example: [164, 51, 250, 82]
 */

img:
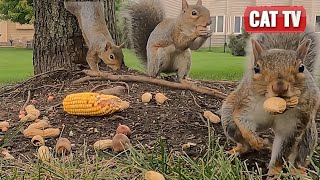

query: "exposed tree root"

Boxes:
[73, 70, 228, 99]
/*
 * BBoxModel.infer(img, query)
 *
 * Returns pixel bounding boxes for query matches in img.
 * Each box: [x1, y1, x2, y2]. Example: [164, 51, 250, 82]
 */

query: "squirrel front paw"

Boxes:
[226, 143, 250, 156]
[195, 29, 211, 37]
[249, 137, 272, 152]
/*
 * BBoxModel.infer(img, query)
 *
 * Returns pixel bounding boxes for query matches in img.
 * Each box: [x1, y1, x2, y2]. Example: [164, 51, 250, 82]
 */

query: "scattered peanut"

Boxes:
[38, 146, 51, 161]
[182, 142, 196, 151]
[116, 124, 132, 137]
[23, 128, 60, 138]
[56, 138, 72, 155]
[144, 171, 165, 180]
[93, 139, 113, 150]
[31, 135, 45, 146]
[0, 121, 9, 129]
[1, 149, 14, 160]
[47, 95, 54, 102]
[154, 93, 168, 104]
[27, 120, 49, 130]
[141, 92, 152, 103]
[112, 134, 130, 152]
[20, 105, 40, 122]
[203, 111, 221, 124]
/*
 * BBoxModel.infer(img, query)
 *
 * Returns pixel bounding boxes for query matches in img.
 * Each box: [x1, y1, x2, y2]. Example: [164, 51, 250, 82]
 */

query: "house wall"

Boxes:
[0, 21, 34, 46]
[163, 0, 320, 47]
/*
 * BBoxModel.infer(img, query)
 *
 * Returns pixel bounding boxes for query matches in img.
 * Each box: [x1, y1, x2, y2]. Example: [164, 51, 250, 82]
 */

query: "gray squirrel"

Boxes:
[64, 1, 124, 71]
[220, 25, 320, 177]
[123, 0, 212, 82]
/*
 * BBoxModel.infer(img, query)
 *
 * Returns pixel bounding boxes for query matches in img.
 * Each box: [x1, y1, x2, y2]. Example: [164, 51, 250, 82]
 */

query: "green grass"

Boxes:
[0, 48, 245, 86]
[0, 48, 34, 85]
[1, 131, 318, 179]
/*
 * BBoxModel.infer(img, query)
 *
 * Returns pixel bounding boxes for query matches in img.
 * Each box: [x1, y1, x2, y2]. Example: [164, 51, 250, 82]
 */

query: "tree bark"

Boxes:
[33, 0, 87, 75]
[104, 0, 120, 45]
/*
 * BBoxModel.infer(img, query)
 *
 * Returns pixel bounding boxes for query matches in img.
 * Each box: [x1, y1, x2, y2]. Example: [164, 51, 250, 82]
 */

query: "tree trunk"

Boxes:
[104, 0, 120, 45]
[33, 0, 87, 75]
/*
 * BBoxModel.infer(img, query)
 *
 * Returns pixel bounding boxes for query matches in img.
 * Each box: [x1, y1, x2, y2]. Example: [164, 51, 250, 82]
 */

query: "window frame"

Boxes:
[315, 15, 320, 32]
[233, 16, 244, 34]
[210, 15, 225, 34]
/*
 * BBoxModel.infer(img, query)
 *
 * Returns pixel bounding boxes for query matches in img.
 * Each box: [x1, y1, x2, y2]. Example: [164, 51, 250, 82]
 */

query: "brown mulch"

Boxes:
[0, 68, 319, 175]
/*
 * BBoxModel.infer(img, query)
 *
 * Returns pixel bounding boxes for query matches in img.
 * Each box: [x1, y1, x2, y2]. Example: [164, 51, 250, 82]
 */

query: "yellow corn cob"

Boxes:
[62, 92, 129, 116]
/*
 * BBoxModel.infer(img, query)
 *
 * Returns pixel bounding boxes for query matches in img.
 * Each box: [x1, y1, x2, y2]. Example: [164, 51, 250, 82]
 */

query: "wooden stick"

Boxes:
[73, 70, 228, 99]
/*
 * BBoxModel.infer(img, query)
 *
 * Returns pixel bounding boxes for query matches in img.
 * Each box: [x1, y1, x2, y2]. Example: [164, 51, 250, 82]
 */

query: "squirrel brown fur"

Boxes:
[64, 1, 124, 71]
[123, 0, 212, 82]
[221, 25, 320, 177]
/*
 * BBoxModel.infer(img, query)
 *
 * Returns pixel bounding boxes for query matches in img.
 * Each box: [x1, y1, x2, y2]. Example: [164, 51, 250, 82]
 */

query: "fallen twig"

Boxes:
[90, 82, 130, 95]
[21, 90, 31, 111]
[73, 70, 227, 99]
[58, 82, 65, 94]
[72, 76, 103, 84]
[190, 92, 202, 109]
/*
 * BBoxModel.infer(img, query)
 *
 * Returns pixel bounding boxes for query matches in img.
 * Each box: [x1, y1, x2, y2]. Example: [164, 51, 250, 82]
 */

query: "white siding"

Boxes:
[163, 0, 318, 47]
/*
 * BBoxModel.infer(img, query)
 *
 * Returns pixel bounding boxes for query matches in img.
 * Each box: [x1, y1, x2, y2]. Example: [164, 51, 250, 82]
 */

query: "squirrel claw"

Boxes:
[289, 166, 308, 177]
[226, 143, 249, 156]
[267, 165, 283, 179]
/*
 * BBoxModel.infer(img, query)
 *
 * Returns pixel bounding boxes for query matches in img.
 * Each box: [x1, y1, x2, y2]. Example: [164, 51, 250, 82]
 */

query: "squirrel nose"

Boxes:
[272, 80, 289, 96]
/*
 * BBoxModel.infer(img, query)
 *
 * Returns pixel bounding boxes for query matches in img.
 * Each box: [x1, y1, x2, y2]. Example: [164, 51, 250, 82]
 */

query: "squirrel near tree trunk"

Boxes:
[220, 25, 320, 178]
[64, 1, 125, 72]
[123, 0, 212, 82]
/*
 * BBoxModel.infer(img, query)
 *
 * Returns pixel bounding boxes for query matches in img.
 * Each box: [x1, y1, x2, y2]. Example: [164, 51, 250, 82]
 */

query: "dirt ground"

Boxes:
[0, 68, 319, 175]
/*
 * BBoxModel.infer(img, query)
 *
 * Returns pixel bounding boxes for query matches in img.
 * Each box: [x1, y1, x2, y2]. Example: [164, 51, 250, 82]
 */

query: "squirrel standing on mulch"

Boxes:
[64, 1, 125, 71]
[220, 25, 320, 177]
[123, 0, 212, 83]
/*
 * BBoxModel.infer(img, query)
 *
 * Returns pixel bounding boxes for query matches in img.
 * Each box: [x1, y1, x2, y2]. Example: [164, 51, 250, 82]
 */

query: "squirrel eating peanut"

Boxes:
[123, 0, 212, 82]
[221, 25, 320, 177]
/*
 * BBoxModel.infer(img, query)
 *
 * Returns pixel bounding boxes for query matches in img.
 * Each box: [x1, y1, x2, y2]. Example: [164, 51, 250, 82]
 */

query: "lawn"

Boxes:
[0, 48, 34, 85]
[0, 48, 245, 85]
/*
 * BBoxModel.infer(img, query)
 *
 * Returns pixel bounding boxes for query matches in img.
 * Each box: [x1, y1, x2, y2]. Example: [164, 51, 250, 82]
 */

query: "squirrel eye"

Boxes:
[254, 64, 260, 74]
[110, 55, 114, 60]
[298, 64, 305, 72]
[191, 10, 197, 16]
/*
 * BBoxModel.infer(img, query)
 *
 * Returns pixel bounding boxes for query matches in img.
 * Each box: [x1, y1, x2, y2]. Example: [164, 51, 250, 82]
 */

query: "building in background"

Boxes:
[162, 0, 320, 47]
[0, 0, 319, 48]
[0, 21, 34, 47]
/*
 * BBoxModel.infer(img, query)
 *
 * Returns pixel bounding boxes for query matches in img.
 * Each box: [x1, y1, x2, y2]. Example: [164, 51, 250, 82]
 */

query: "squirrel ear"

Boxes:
[105, 42, 112, 51]
[296, 39, 311, 61]
[196, 0, 202, 6]
[182, 0, 189, 10]
[251, 39, 264, 64]
[119, 43, 125, 49]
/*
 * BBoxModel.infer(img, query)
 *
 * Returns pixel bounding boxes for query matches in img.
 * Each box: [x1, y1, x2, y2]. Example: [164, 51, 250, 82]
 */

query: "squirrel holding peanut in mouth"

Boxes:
[221, 26, 320, 177]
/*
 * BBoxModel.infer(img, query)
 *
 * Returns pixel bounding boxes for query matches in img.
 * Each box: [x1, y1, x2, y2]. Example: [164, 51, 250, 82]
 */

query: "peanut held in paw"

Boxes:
[263, 97, 286, 114]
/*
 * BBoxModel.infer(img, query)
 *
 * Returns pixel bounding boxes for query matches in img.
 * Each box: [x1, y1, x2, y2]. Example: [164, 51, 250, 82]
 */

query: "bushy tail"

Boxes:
[122, 0, 165, 65]
[246, 25, 320, 78]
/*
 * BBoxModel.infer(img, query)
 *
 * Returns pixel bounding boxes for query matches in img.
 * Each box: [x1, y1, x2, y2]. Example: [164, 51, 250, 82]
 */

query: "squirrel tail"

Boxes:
[122, 0, 165, 65]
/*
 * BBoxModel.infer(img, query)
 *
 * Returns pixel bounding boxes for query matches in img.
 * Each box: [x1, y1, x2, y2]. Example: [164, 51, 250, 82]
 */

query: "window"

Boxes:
[234, 16, 244, 33]
[210, 16, 224, 33]
[316, 16, 320, 32]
